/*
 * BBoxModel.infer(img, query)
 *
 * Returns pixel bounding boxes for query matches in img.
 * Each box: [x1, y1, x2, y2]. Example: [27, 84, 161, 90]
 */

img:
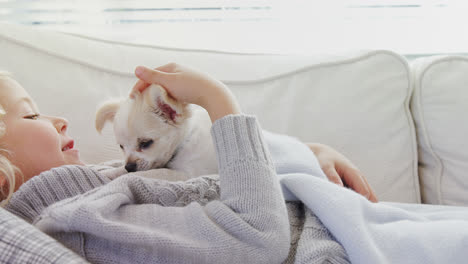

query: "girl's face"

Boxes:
[0, 78, 84, 190]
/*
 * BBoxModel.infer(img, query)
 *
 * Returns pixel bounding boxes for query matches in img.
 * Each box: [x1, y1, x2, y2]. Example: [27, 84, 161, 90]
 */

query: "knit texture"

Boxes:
[283, 202, 350, 264]
[6, 165, 110, 223]
[5, 114, 350, 264]
[0, 208, 88, 263]
[293, 206, 349, 264]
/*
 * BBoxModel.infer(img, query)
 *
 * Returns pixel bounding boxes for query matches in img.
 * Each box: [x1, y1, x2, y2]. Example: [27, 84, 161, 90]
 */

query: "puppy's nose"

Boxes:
[125, 162, 137, 172]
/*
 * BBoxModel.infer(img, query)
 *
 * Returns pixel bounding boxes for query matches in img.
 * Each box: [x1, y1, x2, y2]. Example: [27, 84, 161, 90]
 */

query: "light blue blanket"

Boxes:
[264, 131, 468, 264]
[281, 173, 468, 264]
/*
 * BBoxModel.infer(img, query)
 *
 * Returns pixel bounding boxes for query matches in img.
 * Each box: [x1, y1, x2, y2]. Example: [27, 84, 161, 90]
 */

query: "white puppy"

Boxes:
[95, 84, 218, 179]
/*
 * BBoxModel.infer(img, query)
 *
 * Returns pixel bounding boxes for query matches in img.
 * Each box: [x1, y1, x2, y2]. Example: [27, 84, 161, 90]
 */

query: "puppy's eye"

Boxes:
[119, 145, 124, 150]
[139, 139, 154, 150]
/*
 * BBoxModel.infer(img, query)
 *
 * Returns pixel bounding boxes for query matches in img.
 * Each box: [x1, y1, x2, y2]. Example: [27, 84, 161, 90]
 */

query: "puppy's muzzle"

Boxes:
[125, 162, 137, 172]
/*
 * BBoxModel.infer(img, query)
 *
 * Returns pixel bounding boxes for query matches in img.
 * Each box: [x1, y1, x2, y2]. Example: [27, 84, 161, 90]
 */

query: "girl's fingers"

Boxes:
[155, 62, 179, 72]
[135, 66, 162, 83]
[322, 165, 344, 187]
[131, 66, 173, 98]
[362, 177, 379, 202]
[342, 168, 375, 202]
[130, 79, 151, 98]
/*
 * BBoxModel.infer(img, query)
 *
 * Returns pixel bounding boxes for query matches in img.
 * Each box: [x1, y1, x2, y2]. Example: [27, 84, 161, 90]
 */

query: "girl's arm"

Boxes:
[34, 114, 290, 264]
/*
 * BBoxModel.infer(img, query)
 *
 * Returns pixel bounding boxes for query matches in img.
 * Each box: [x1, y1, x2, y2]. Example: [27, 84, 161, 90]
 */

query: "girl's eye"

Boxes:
[25, 114, 40, 120]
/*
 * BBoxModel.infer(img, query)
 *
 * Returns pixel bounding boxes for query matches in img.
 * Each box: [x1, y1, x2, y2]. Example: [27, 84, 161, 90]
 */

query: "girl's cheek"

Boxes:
[27, 126, 59, 157]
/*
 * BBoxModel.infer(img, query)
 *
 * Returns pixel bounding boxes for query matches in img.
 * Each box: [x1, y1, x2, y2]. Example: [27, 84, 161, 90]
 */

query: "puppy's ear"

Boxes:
[95, 99, 122, 133]
[143, 84, 190, 124]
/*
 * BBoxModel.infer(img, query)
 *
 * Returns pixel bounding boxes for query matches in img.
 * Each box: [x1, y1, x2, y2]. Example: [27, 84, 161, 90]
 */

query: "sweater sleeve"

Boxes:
[0, 207, 89, 264]
[5, 165, 111, 223]
[34, 115, 290, 264]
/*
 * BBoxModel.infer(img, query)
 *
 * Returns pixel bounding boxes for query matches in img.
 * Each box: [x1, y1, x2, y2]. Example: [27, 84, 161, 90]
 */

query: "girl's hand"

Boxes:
[132, 63, 241, 122]
[306, 143, 378, 202]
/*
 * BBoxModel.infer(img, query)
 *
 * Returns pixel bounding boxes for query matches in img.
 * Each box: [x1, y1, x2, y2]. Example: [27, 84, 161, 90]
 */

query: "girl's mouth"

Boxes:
[62, 140, 74, 151]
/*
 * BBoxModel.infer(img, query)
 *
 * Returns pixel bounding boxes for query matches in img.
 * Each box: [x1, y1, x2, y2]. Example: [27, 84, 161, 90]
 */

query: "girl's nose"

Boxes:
[53, 117, 69, 133]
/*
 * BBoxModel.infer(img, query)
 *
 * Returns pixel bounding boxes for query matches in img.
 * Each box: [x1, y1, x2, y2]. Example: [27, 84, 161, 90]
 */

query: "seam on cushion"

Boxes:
[60, 31, 416, 87]
[0, 30, 404, 86]
[225, 50, 409, 85]
[400, 56, 422, 203]
[61, 31, 283, 56]
[416, 56, 468, 204]
[370, 52, 420, 203]
[413, 58, 443, 204]
[0, 32, 134, 77]
[379, 52, 420, 203]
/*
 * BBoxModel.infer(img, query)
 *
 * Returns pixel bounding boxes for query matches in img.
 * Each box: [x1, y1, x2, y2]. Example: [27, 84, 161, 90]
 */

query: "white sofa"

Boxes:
[0, 23, 466, 206]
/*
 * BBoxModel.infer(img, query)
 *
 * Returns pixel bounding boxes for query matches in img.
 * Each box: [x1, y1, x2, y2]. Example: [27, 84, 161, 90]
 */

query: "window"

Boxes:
[1, 0, 466, 55]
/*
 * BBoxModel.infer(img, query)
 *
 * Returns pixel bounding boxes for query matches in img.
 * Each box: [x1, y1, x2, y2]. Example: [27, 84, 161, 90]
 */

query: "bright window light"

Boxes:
[0, 0, 466, 55]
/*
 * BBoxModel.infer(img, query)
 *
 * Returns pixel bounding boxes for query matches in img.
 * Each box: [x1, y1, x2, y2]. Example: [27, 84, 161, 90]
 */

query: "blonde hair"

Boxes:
[0, 72, 22, 206]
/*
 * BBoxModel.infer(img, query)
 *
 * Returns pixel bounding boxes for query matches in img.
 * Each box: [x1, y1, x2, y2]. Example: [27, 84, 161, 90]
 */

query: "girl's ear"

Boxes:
[95, 98, 122, 133]
[143, 84, 190, 125]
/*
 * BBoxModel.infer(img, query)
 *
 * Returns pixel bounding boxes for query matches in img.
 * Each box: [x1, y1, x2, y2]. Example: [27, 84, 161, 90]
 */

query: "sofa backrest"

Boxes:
[411, 56, 468, 206]
[0, 23, 419, 203]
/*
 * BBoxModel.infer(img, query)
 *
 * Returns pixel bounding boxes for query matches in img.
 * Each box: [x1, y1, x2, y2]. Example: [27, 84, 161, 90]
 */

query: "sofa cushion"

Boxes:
[0, 24, 419, 203]
[411, 55, 468, 205]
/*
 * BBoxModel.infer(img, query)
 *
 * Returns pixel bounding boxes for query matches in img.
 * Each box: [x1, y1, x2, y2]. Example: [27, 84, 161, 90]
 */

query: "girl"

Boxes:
[0, 64, 376, 263]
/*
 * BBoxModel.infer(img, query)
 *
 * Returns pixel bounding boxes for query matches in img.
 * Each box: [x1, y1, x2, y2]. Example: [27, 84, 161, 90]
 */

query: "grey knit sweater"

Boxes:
[6, 115, 349, 264]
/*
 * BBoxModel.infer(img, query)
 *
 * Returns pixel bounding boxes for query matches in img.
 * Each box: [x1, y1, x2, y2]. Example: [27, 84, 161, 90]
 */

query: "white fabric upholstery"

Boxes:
[411, 56, 468, 205]
[0, 23, 419, 203]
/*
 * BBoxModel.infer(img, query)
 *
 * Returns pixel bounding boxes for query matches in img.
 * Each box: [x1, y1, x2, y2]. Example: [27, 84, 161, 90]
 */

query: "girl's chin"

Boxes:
[64, 157, 86, 165]
[69, 158, 85, 166]
[64, 151, 85, 165]
[71, 160, 85, 166]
